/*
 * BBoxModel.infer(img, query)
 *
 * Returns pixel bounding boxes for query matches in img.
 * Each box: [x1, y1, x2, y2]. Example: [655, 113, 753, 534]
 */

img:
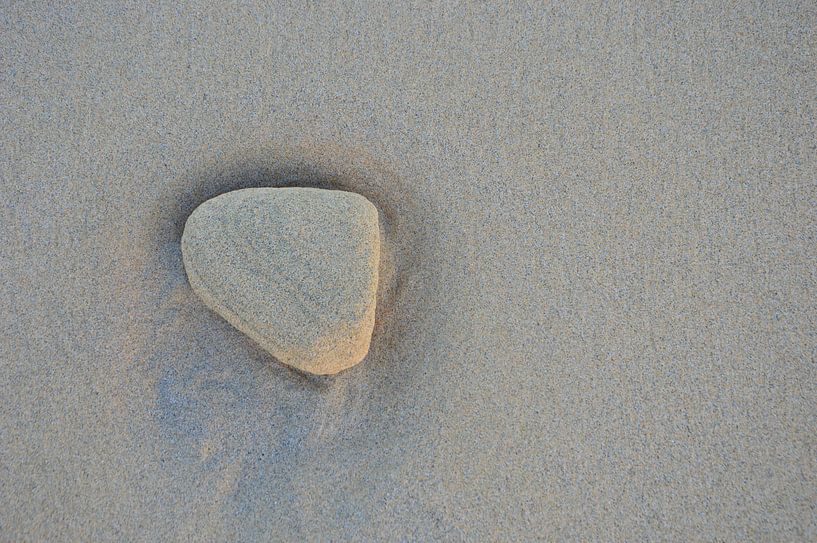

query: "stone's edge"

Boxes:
[180, 189, 381, 376]
[203, 186, 378, 213]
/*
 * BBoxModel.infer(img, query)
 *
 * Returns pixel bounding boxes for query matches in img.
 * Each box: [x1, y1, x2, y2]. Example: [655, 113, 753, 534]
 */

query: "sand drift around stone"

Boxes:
[181, 187, 380, 375]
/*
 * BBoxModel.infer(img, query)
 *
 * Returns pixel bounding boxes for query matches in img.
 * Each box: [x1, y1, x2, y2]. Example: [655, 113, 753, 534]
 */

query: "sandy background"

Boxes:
[1, 1, 815, 540]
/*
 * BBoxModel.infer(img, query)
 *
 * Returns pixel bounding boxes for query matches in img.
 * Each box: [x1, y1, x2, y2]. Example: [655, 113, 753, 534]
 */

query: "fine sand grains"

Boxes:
[1, 2, 815, 541]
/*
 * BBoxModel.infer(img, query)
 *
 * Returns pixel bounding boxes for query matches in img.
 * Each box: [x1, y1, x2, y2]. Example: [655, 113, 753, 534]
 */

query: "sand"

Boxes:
[1, 2, 815, 540]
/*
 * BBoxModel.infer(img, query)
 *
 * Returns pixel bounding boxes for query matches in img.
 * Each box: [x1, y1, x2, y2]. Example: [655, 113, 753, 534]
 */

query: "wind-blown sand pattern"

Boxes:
[182, 188, 380, 375]
[1, 2, 815, 541]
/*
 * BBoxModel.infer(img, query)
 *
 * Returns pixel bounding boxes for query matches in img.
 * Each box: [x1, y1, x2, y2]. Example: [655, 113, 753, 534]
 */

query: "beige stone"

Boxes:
[181, 187, 380, 375]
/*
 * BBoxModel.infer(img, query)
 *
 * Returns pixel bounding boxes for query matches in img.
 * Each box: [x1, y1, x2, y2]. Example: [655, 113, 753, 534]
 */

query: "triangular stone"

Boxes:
[181, 187, 380, 375]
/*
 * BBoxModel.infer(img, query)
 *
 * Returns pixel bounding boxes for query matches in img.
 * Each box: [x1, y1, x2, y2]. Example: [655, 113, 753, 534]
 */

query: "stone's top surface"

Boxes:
[181, 187, 380, 375]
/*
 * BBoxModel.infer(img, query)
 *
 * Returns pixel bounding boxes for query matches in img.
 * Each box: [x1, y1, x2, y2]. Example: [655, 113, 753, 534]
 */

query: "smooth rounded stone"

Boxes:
[181, 187, 380, 375]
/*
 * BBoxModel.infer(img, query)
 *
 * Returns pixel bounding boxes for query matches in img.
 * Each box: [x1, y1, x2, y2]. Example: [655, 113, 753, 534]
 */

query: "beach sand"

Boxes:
[1, 2, 815, 540]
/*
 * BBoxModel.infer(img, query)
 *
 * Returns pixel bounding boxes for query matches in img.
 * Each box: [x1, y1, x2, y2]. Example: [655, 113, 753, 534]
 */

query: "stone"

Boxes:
[181, 187, 380, 375]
